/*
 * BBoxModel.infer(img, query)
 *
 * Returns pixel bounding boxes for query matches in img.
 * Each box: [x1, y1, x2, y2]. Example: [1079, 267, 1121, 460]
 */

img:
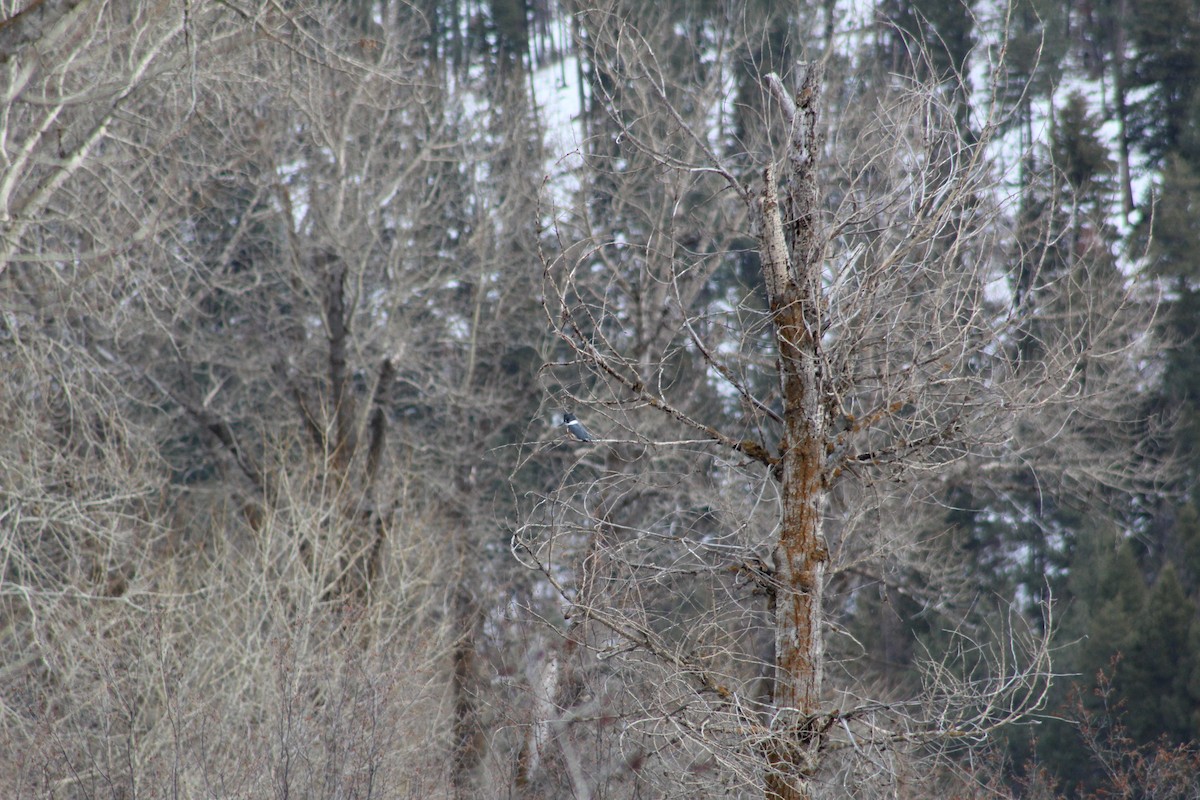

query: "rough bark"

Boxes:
[759, 65, 830, 800]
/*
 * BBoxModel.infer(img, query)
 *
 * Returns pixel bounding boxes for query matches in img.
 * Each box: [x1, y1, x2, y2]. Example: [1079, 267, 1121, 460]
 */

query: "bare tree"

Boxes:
[523, 7, 1157, 799]
[2, 1, 549, 796]
[0, 1, 1162, 797]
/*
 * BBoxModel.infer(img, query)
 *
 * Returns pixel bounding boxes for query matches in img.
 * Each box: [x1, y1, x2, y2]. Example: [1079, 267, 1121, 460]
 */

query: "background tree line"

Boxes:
[0, 0, 1196, 798]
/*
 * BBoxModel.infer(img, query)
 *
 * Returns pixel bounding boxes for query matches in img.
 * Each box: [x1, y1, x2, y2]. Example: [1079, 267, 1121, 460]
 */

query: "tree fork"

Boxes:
[758, 64, 830, 800]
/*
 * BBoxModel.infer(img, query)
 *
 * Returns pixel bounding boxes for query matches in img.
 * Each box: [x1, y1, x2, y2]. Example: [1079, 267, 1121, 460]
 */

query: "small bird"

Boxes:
[562, 411, 595, 442]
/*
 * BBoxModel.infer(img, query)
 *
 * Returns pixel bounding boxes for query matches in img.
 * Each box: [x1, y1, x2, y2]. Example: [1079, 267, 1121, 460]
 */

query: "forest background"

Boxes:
[2, 0, 1200, 798]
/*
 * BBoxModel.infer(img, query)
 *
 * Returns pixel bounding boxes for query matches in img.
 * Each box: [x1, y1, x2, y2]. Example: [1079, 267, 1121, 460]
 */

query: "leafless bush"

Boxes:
[3, 1, 548, 797]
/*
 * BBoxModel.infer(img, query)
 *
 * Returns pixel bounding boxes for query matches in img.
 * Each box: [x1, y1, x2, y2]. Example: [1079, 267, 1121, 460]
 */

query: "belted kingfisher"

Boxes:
[562, 411, 595, 442]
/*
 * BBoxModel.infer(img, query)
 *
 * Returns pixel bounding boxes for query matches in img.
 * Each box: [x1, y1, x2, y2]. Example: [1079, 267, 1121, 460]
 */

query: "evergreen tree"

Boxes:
[1031, 523, 1148, 791]
[877, 0, 976, 133]
[998, 0, 1069, 151]
[878, 0, 974, 80]
[1126, 0, 1200, 165]
[1118, 565, 1197, 745]
[1053, 92, 1115, 208]
[1145, 158, 1200, 474]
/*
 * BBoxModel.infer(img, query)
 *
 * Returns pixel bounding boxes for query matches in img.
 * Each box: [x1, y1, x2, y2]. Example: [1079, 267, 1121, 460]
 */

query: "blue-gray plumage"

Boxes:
[562, 411, 594, 442]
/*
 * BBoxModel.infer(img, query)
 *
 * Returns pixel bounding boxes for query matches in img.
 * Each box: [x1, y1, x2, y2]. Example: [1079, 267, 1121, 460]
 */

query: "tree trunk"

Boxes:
[1111, 0, 1135, 219]
[758, 66, 830, 800]
[451, 566, 485, 799]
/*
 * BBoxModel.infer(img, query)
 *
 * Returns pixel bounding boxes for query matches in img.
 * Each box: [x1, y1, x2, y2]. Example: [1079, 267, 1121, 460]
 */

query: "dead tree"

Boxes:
[756, 64, 831, 800]
[529, 10, 1157, 796]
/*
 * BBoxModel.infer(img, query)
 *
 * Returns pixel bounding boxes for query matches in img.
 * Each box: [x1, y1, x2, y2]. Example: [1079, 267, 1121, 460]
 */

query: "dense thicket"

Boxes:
[0, 1, 1196, 798]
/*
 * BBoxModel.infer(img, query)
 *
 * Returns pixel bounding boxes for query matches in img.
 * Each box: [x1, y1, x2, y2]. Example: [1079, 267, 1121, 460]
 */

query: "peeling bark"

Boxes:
[758, 64, 830, 800]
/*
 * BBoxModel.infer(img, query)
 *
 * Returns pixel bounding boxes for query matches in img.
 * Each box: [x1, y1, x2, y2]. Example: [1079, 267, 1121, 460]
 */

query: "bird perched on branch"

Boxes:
[562, 411, 595, 442]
